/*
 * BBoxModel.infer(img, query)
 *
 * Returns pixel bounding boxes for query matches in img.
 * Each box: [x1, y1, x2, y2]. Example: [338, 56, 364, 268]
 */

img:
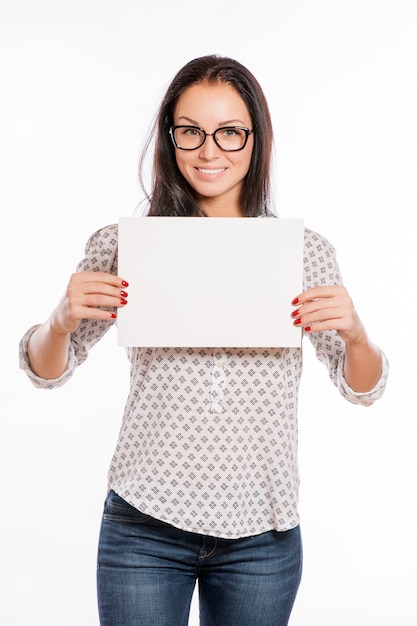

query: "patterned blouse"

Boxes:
[19, 223, 389, 539]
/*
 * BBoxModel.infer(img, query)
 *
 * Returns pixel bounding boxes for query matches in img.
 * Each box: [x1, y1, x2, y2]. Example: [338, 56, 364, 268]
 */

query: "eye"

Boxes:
[217, 127, 246, 139]
[221, 128, 239, 137]
[182, 127, 203, 137]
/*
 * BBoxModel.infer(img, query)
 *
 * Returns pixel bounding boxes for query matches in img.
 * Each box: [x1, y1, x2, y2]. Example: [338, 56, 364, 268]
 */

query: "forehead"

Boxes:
[174, 82, 251, 125]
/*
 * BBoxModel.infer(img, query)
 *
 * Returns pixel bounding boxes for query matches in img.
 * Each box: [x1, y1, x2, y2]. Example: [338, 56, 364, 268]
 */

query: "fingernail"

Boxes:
[291, 309, 300, 318]
[304, 326, 312, 332]
[121, 290, 128, 298]
[121, 280, 129, 287]
[292, 297, 300, 306]
[110, 313, 117, 319]
[293, 318, 303, 326]
[120, 298, 128, 305]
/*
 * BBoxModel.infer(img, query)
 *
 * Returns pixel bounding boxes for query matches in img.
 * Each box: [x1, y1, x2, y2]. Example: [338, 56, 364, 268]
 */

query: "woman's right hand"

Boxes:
[51, 271, 129, 334]
[27, 271, 129, 379]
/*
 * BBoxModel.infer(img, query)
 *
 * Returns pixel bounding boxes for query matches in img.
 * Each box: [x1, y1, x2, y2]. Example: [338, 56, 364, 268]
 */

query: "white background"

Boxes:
[1, 1, 416, 624]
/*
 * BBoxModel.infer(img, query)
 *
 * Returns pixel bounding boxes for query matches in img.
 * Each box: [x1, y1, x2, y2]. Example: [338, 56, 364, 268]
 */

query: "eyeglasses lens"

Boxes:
[173, 127, 247, 151]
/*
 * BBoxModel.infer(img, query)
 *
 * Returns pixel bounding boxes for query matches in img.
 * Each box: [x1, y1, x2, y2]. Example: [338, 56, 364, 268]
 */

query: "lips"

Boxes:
[197, 168, 226, 175]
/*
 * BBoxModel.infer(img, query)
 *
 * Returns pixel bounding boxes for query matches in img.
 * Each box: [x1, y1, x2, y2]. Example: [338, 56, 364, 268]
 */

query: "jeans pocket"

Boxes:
[103, 490, 151, 524]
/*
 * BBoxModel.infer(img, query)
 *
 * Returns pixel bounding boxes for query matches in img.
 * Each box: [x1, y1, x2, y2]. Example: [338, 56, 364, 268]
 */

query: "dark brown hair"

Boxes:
[140, 55, 274, 217]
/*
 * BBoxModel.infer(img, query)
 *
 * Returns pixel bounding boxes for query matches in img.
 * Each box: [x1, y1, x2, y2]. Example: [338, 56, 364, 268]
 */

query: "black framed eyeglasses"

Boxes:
[169, 125, 253, 152]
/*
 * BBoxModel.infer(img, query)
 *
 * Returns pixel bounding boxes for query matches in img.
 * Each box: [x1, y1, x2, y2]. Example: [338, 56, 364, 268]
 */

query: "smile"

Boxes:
[197, 168, 226, 175]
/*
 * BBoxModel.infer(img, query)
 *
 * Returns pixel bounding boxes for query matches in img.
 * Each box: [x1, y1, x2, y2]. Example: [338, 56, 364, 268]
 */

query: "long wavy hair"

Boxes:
[139, 55, 274, 217]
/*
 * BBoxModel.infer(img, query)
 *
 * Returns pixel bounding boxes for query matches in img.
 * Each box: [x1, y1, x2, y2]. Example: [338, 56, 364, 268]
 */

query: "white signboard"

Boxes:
[117, 217, 304, 347]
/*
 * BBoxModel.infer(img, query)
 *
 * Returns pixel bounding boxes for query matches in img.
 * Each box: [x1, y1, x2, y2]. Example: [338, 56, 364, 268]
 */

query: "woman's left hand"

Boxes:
[291, 286, 365, 346]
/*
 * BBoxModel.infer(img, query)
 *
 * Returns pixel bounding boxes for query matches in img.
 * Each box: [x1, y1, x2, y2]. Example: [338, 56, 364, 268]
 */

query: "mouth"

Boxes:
[197, 168, 226, 175]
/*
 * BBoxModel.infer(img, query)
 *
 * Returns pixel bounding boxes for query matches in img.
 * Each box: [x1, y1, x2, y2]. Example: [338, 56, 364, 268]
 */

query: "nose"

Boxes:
[198, 133, 221, 159]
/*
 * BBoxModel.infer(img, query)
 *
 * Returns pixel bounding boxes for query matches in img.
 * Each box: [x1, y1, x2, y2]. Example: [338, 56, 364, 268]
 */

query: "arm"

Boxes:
[27, 271, 128, 379]
[291, 285, 382, 393]
[343, 324, 382, 393]
[21, 224, 128, 385]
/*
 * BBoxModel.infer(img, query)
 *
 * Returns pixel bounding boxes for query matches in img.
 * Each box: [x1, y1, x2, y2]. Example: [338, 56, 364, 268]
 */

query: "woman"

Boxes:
[20, 55, 388, 626]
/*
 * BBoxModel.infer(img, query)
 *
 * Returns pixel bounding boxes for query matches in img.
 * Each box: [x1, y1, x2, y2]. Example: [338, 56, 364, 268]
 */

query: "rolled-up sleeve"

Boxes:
[19, 224, 119, 389]
[335, 348, 389, 406]
[303, 228, 389, 406]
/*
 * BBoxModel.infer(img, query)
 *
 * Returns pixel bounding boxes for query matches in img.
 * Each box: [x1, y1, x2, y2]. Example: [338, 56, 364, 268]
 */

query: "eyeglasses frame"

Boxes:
[169, 125, 254, 152]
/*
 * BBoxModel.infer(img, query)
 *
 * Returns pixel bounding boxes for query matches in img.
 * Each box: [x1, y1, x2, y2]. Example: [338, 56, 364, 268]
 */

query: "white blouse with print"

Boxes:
[19, 224, 389, 539]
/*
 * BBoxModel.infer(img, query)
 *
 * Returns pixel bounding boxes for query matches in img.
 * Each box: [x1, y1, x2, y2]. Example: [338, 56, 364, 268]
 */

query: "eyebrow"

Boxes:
[177, 115, 247, 127]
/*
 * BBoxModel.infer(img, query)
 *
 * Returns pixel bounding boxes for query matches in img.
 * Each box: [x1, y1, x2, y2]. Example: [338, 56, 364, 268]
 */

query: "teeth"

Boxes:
[198, 168, 225, 174]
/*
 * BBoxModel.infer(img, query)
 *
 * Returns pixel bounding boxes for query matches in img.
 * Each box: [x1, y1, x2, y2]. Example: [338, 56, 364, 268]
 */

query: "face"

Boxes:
[172, 82, 254, 217]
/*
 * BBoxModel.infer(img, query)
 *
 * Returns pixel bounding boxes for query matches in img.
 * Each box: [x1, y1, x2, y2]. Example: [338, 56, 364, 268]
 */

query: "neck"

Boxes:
[200, 197, 244, 218]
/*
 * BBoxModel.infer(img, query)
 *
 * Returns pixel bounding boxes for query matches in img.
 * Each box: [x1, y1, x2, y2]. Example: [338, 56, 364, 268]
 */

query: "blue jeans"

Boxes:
[97, 490, 302, 626]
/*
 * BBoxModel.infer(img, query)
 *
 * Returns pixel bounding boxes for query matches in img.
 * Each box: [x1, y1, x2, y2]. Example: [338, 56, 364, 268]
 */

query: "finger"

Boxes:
[302, 320, 346, 334]
[293, 298, 353, 321]
[291, 304, 347, 328]
[292, 299, 343, 316]
[67, 283, 128, 314]
[69, 282, 127, 300]
[72, 293, 128, 309]
[67, 275, 129, 302]
[67, 295, 127, 322]
[66, 304, 120, 323]
[292, 285, 346, 305]
[58, 272, 130, 332]
[70, 271, 129, 289]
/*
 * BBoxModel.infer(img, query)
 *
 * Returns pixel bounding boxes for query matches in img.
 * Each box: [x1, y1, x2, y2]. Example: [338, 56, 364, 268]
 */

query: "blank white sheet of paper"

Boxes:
[117, 217, 304, 347]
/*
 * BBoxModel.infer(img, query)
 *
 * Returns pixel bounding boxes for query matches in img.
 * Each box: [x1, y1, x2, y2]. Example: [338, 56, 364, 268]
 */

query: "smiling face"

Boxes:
[172, 82, 254, 217]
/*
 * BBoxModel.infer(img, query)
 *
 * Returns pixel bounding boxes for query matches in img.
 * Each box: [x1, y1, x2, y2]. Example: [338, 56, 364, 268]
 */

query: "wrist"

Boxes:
[48, 310, 75, 337]
[345, 324, 368, 348]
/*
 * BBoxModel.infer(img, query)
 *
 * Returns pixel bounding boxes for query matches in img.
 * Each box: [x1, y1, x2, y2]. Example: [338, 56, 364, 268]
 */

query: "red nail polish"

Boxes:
[110, 313, 117, 319]
[121, 280, 129, 287]
[292, 297, 300, 306]
[291, 309, 300, 318]
[304, 326, 312, 332]
[121, 290, 128, 298]
[294, 318, 303, 326]
[120, 298, 128, 305]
